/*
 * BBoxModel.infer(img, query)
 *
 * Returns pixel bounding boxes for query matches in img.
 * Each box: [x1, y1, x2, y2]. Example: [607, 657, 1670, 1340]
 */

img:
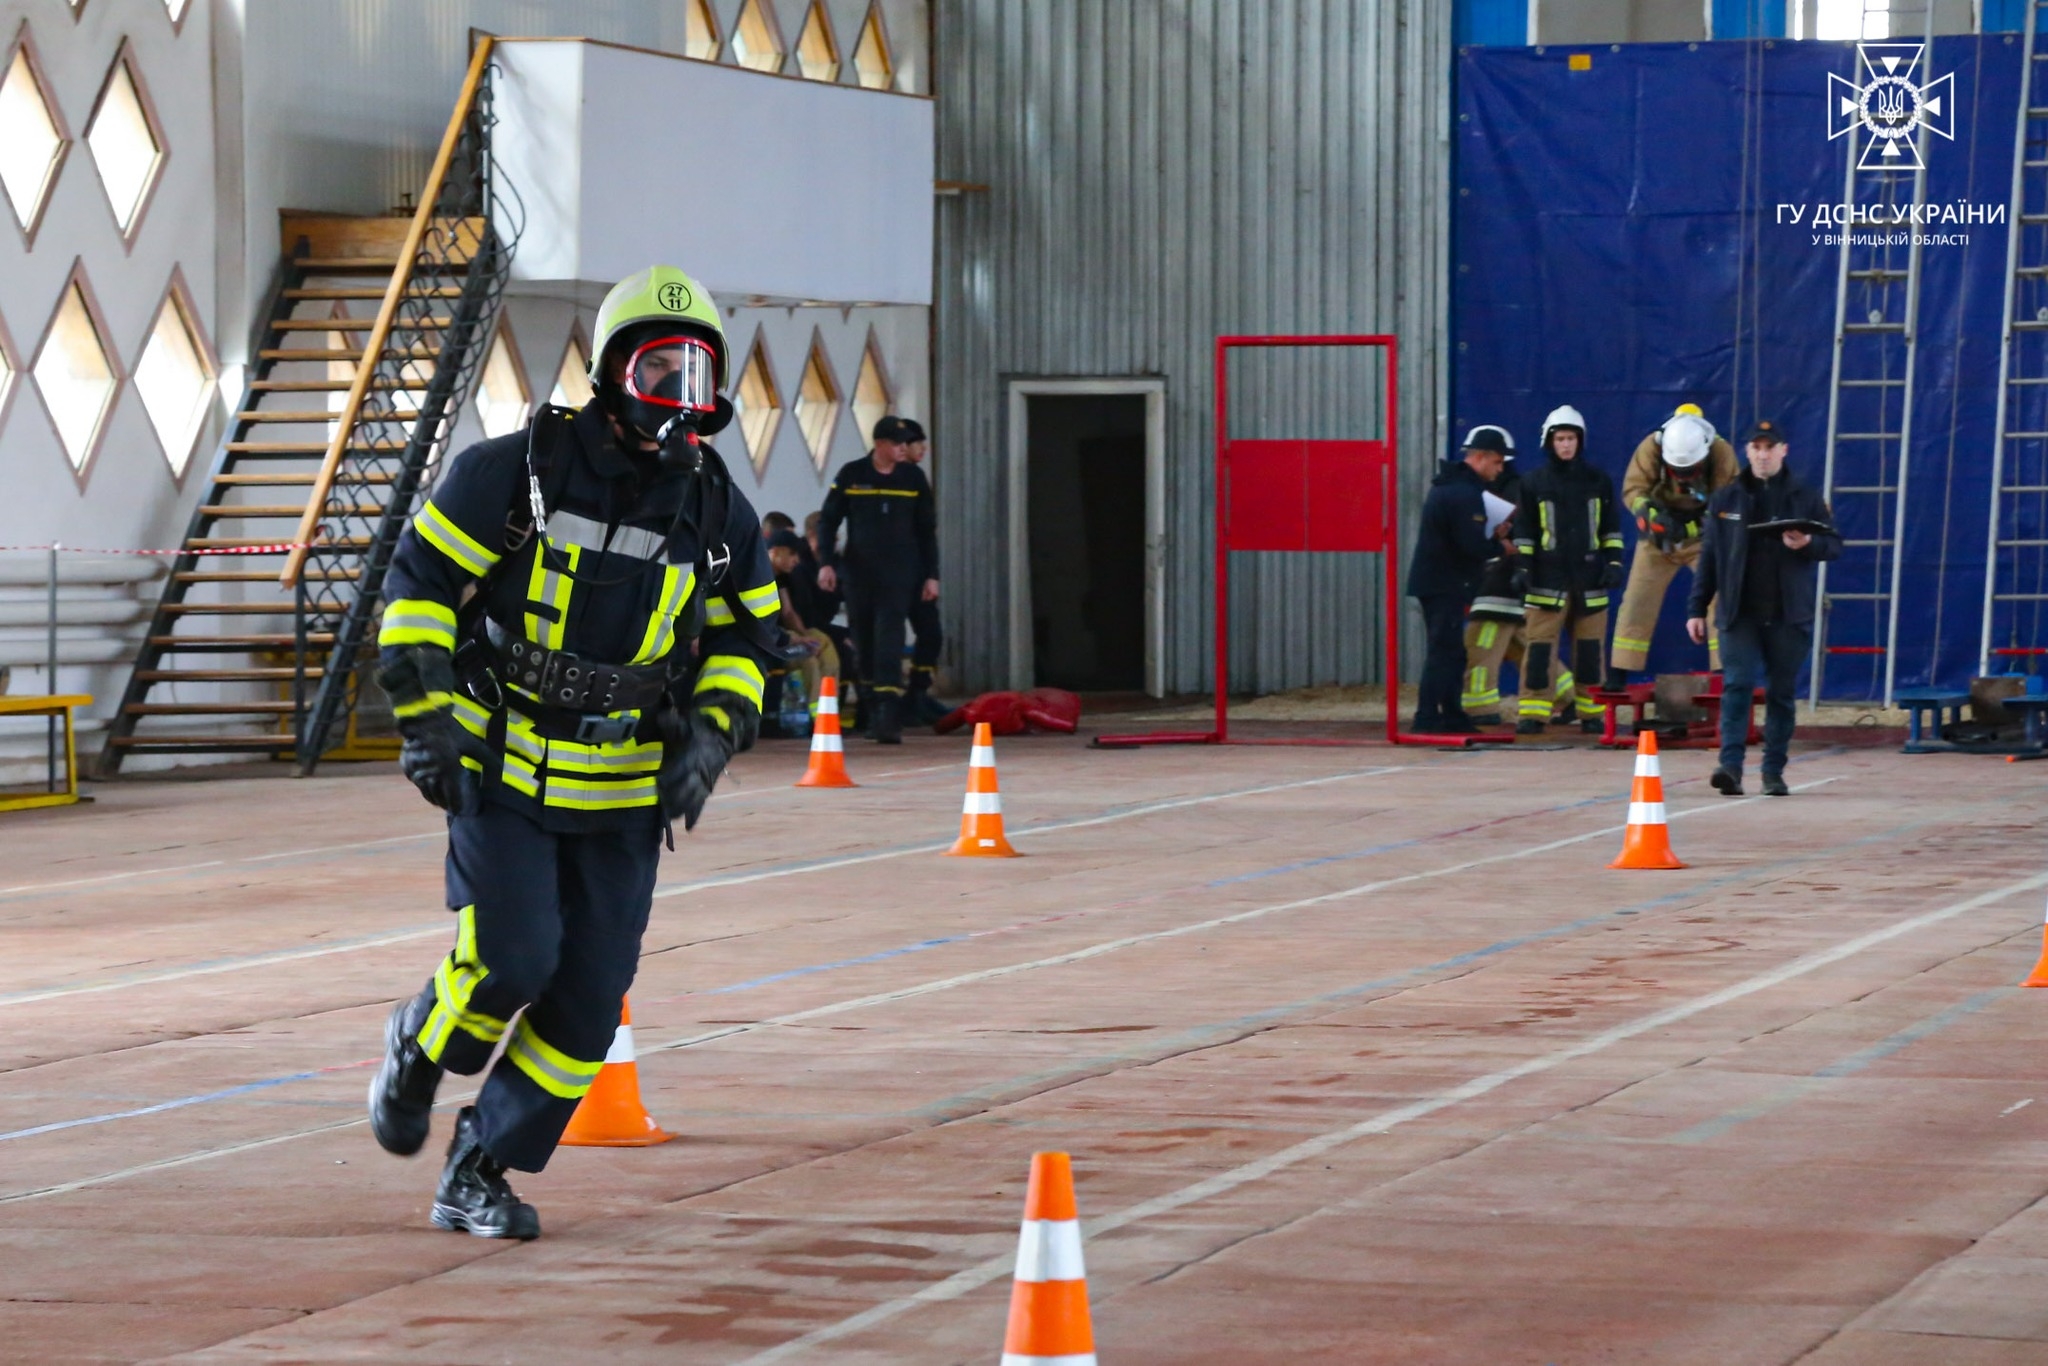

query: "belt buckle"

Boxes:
[573, 713, 635, 745]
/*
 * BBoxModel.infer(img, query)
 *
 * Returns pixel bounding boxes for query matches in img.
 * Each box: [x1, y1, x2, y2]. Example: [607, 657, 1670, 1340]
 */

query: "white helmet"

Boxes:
[1659, 409, 1715, 469]
[1540, 405, 1586, 451]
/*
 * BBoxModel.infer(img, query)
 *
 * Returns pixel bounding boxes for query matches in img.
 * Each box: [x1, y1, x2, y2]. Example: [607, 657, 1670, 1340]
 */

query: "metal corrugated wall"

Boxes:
[933, 0, 1452, 696]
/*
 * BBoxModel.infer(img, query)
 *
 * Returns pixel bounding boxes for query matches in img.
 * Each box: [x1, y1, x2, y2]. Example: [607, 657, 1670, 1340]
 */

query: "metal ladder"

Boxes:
[1811, 101, 1927, 706]
[1983, 0, 2048, 678]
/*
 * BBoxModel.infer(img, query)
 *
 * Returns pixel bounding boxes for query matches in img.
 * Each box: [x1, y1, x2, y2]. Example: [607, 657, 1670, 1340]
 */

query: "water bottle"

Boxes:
[782, 682, 813, 738]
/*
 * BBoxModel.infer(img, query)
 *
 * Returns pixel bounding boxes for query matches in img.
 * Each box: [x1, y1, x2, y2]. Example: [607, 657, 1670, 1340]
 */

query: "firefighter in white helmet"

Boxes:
[1511, 405, 1623, 734]
[1603, 404, 1741, 687]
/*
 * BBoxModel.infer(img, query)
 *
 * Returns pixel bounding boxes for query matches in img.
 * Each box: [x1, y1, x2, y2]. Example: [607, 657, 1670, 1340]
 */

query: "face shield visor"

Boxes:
[622, 335, 720, 417]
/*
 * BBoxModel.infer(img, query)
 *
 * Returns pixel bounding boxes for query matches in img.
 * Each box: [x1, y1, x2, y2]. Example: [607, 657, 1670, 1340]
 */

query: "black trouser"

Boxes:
[411, 800, 662, 1172]
[843, 563, 919, 698]
[908, 594, 942, 694]
[1717, 619, 1810, 779]
[1415, 592, 1473, 729]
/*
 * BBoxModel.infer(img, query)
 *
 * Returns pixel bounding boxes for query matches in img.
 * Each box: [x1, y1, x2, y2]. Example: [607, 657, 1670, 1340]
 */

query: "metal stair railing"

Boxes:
[283, 36, 523, 774]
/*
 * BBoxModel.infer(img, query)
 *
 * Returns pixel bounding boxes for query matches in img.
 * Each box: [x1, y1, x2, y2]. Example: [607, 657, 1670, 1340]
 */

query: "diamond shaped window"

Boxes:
[0, 31, 67, 241]
[164, 0, 192, 25]
[551, 330, 593, 409]
[34, 267, 120, 476]
[731, 0, 784, 74]
[732, 334, 781, 477]
[795, 335, 840, 472]
[134, 273, 216, 478]
[86, 46, 166, 239]
[0, 311, 19, 435]
[853, 5, 894, 91]
[685, 0, 719, 61]
[852, 336, 892, 447]
[475, 320, 530, 439]
[796, 3, 838, 82]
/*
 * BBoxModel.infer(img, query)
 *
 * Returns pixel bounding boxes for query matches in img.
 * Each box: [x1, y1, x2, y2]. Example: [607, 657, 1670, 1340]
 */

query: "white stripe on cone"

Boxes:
[1001, 1354, 1097, 1366]
[971, 745, 996, 767]
[602, 1024, 634, 1065]
[1012, 1217, 1087, 1282]
[811, 733, 842, 753]
[1626, 801, 1667, 826]
[962, 792, 1003, 815]
[1633, 754, 1661, 777]
[818, 694, 839, 715]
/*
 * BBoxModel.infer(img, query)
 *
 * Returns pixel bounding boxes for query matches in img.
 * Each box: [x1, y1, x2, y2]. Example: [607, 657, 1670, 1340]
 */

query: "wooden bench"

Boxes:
[0, 694, 93, 812]
[1892, 687, 1975, 754]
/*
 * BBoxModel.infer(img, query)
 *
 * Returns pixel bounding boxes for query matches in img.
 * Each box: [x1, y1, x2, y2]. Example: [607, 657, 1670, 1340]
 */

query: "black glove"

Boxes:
[1637, 500, 1678, 551]
[657, 706, 738, 831]
[1601, 559, 1625, 590]
[398, 712, 494, 815]
[1507, 565, 1530, 598]
[378, 645, 492, 815]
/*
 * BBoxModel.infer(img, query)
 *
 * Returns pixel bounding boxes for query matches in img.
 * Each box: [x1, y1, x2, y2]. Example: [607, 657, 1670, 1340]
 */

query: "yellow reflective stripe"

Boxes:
[391, 690, 457, 720]
[1601, 536, 1626, 549]
[378, 598, 459, 649]
[543, 739, 662, 775]
[738, 581, 780, 617]
[1612, 635, 1653, 651]
[844, 488, 920, 497]
[504, 1017, 604, 1099]
[415, 501, 499, 577]
[543, 774, 659, 810]
[524, 541, 580, 650]
[705, 598, 737, 626]
[1539, 502, 1554, 551]
[1518, 695, 1551, 717]
[419, 906, 507, 1061]
[700, 704, 731, 733]
[630, 564, 695, 665]
[695, 655, 765, 708]
[1476, 622, 1498, 649]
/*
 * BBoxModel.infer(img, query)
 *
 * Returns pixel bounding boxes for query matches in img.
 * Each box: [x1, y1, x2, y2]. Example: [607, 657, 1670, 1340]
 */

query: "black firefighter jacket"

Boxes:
[1407, 460, 1500, 600]
[1513, 453, 1625, 612]
[1687, 466, 1842, 632]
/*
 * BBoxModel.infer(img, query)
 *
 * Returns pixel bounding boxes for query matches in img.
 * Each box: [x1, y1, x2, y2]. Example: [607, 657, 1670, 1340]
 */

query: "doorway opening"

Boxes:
[1007, 379, 1165, 696]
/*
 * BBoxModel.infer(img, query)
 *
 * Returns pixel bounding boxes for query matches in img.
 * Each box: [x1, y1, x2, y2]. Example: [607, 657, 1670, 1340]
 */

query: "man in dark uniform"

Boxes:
[898, 420, 947, 724]
[815, 415, 939, 743]
[1408, 425, 1514, 734]
[366, 265, 782, 1239]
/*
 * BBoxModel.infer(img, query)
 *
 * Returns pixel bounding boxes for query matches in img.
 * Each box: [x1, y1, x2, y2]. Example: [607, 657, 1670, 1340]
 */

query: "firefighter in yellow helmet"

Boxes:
[1604, 404, 1742, 686]
[366, 266, 785, 1239]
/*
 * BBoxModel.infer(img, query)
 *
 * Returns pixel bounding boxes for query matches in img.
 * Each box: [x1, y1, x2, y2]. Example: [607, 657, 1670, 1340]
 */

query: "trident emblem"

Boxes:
[1828, 42, 1955, 171]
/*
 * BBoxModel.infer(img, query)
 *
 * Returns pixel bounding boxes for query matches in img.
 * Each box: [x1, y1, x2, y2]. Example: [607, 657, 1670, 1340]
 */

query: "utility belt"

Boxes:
[458, 620, 676, 745]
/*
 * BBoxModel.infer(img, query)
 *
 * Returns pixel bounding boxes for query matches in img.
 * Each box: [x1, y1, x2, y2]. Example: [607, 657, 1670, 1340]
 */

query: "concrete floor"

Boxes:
[0, 729, 2045, 1363]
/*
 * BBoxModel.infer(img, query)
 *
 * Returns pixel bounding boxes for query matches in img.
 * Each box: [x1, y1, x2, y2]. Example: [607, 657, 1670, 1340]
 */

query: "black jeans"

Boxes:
[908, 593, 942, 692]
[1718, 619, 1811, 778]
[843, 564, 919, 697]
[1415, 593, 1472, 729]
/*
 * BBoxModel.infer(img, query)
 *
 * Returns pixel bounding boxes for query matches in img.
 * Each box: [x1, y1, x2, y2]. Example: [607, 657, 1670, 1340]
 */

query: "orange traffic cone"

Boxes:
[948, 722, 1019, 857]
[1608, 730, 1687, 870]
[1002, 1152, 1096, 1366]
[558, 998, 673, 1147]
[795, 676, 856, 788]
[2023, 899, 2048, 987]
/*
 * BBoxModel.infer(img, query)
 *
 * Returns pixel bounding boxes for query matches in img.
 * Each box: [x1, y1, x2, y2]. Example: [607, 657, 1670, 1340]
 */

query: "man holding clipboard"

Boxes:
[1686, 420, 1841, 796]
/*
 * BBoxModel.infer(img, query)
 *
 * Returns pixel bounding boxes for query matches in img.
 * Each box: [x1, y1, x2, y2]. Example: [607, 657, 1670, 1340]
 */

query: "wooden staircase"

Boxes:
[99, 39, 515, 776]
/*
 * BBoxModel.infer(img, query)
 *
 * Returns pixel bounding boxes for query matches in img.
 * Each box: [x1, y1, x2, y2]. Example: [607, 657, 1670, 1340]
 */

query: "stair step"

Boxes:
[198, 504, 387, 518]
[125, 702, 300, 715]
[274, 317, 453, 332]
[284, 286, 461, 300]
[176, 569, 358, 582]
[290, 257, 400, 272]
[148, 634, 337, 649]
[190, 536, 369, 549]
[226, 440, 406, 454]
[110, 735, 299, 750]
[234, 409, 422, 424]
[162, 603, 300, 615]
[248, 379, 404, 392]
[135, 668, 325, 681]
[256, 346, 440, 362]
[213, 473, 394, 486]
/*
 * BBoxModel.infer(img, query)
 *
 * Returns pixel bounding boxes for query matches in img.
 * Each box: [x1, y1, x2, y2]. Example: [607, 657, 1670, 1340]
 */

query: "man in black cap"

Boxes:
[1687, 420, 1840, 796]
[816, 415, 939, 743]
[1408, 425, 1516, 734]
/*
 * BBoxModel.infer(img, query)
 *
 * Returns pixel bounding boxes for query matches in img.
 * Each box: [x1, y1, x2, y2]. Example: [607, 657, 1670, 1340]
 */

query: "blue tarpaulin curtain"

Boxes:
[1453, 36, 2022, 694]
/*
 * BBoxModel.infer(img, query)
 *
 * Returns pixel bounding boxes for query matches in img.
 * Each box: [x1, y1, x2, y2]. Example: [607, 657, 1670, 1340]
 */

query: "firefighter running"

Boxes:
[366, 266, 783, 1240]
[1604, 404, 1741, 687]
[1513, 406, 1623, 735]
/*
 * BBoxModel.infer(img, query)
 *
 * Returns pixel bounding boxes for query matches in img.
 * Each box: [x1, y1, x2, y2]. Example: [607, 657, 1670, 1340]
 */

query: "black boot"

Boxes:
[1601, 668, 1631, 693]
[431, 1107, 541, 1240]
[369, 997, 442, 1157]
[872, 694, 903, 744]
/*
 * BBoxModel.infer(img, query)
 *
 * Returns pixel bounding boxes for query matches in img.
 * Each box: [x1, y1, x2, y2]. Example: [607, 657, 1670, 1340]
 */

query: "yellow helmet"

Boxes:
[589, 265, 728, 388]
